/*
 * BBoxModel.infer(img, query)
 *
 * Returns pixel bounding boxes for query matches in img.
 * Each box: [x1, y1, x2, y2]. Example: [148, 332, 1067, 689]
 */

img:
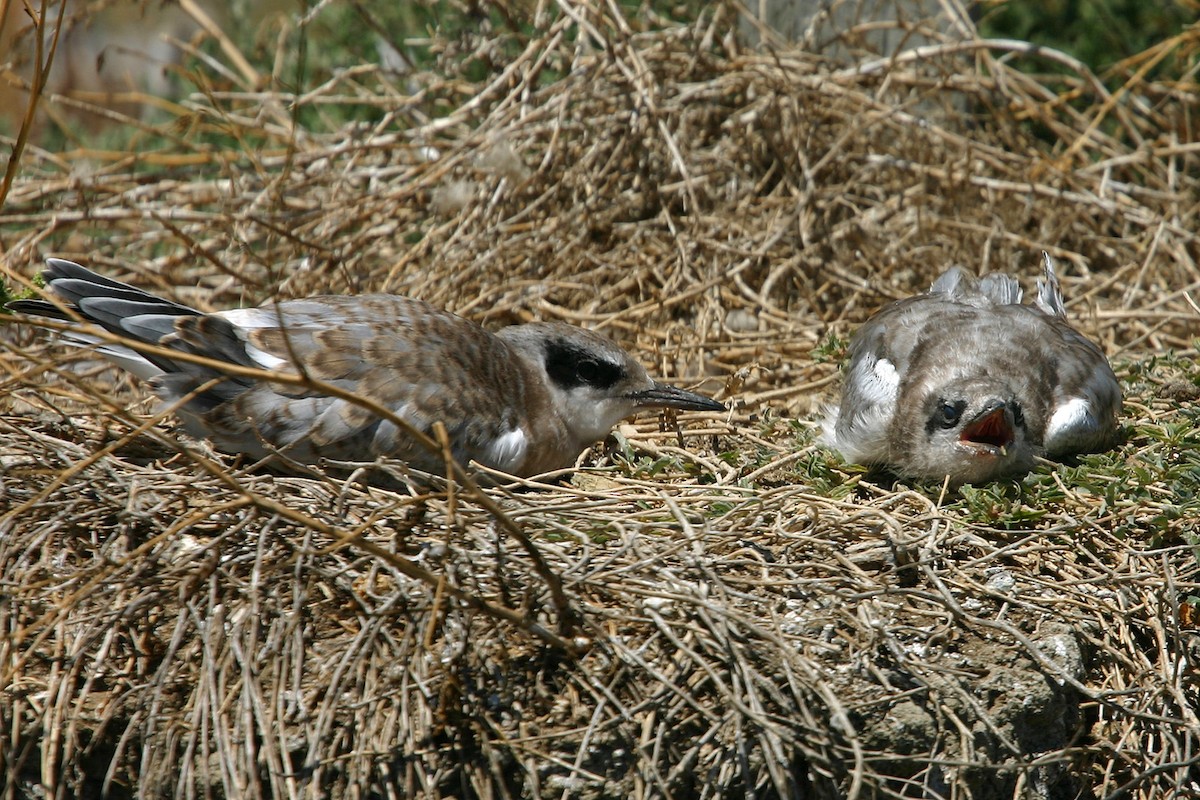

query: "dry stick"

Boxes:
[0, 371, 210, 525]
[5, 313, 581, 650]
[1060, 34, 1181, 169]
[0, 0, 12, 44]
[842, 37, 1112, 104]
[40, 90, 197, 149]
[9, 399, 577, 656]
[918, 558, 1190, 728]
[149, 214, 282, 291]
[0, 0, 64, 212]
[177, 447, 580, 654]
[0, 482, 254, 685]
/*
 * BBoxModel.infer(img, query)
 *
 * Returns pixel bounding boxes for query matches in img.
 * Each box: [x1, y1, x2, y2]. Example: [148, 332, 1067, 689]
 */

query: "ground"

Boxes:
[0, 2, 1198, 798]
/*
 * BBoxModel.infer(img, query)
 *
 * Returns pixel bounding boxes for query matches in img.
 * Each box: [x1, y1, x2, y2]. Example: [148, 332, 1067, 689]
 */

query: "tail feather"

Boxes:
[45, 277, 176, 310]
[977, 273, 1022, 305]
[930, 265, 1023, 306]
[929, 265, 971, 296]
[6, 298, 71, 321]
[7, 258, 216, 379]
[1035, 252, 1067, 317]
[11, 259, 201, 337]
[75, 299, 187, 342]
[43, 258, 191, 309]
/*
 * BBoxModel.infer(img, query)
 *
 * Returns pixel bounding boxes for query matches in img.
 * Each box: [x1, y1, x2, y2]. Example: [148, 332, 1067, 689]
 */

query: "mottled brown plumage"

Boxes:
[823, 254, 1121, 484]
[10, 259, 724, 478]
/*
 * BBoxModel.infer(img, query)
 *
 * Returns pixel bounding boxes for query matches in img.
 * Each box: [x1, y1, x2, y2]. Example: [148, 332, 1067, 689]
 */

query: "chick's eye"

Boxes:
[1013, 405, 1025, 427]
[937, 402, 963, 428]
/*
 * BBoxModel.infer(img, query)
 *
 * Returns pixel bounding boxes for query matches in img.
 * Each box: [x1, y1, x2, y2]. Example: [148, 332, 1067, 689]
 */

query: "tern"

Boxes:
[9, 258, 724, 478]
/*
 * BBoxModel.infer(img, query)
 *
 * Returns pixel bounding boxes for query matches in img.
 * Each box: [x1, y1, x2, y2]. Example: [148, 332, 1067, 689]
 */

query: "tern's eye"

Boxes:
[936, 400, 965, 428]
[572, 356, 621, 388]
[1012, 404, 1025, 427]
[576, 359, 602, 384]
[545, 341, 622, 389]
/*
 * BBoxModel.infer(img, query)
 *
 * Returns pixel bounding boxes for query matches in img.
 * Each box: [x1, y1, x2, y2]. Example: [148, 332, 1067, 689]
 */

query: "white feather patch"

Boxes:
[220, 307, 277, 328]
[243, 343, 290, 370]
[1045, 397, 1094, 450]
[218, 308, 290, 370]
[484, 428, 528, 472]
[862, 357, 900, 406]
[96, 345, 165, 382]
[822, 356, 899, 465]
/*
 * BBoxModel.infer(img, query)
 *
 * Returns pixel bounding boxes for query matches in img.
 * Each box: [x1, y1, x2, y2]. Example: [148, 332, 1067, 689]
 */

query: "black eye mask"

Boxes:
[544, 340, 622, 390]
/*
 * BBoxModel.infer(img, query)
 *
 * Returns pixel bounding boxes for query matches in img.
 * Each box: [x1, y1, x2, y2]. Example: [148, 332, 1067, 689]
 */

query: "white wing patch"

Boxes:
[864, 357, 900, 405]
[220, 307, 277, 328]
[822, 356, 900, 464]
[1044, 397, 1095, 453]
[219, 308, 291, 370]
[483, 428, 528, 472]
[243, 343, 290, 370]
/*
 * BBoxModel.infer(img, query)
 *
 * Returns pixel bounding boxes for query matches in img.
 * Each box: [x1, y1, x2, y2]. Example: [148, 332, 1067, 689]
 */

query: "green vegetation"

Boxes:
[4, 5, 1199, 795]
[976, 0, 1195, 76]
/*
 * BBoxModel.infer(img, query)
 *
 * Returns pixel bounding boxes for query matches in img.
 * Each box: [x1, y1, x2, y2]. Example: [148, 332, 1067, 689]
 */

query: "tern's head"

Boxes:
[896, 378, 1035, 485]
[500, 322, 724, 446]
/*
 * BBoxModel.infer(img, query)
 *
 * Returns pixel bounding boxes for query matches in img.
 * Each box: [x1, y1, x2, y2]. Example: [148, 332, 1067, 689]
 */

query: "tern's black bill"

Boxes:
[628, 382, 724, 412]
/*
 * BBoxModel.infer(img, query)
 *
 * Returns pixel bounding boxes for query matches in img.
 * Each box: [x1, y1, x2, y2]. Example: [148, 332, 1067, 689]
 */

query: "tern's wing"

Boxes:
[10, 260, 534, 474]
[822, 295, 940, 465]
[1040, 316, 1122, 456]
[170, 295, 534, 473]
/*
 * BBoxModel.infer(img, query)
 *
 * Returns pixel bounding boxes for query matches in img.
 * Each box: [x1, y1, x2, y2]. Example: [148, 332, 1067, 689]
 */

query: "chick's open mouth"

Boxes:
[960, 406, 1014, 454]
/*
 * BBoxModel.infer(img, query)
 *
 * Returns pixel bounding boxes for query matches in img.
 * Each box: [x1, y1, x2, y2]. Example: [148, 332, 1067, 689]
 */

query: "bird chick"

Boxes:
[9, 259, 724, 479]
[823, 253, 1121, 485]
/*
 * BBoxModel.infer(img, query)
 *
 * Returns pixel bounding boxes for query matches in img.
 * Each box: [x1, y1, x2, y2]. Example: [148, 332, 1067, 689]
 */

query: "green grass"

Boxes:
[976, 0, 1194, 77]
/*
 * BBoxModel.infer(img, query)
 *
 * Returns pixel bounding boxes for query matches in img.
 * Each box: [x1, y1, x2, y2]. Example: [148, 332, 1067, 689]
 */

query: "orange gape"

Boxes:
[822, 253, 1122, 486]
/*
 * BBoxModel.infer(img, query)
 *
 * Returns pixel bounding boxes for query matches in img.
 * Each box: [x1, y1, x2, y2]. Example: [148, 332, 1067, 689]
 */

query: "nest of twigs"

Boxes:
[1, 1, 1198, 797]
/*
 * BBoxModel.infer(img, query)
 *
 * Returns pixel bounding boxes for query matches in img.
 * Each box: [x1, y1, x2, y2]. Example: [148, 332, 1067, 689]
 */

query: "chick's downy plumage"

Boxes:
[9, 259, 724, 478]
[823, 254, 1121, 484]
